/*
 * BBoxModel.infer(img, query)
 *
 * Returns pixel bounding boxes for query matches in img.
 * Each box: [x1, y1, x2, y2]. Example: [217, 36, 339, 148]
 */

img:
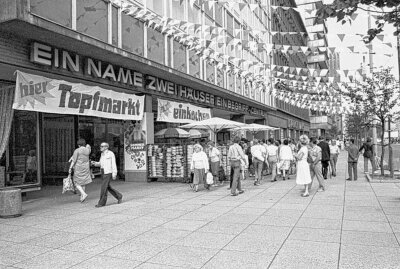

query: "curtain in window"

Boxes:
[0, 86, 15, 157]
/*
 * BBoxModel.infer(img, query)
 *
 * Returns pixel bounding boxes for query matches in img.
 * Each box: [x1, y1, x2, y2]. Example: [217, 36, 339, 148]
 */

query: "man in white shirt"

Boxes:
[228, 137, 247, 196]
[91, 142, 123, 207]
[251, 139, 266, 186]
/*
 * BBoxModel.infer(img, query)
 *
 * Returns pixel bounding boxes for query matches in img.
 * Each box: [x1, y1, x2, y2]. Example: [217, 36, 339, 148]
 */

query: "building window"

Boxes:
[31, 0, 72, 28]
[215, 5, 223, 26]
[216, 68, 224, 88]
[172, 0, 185, 20]
[112, 6, 119, 46]
[205, 61, 215, 84]
[189, 51, 200, 78]
[147, 28, 165, 64]
[173, 41, 186, 72]
[121, 14, 144, 56]
[147, 0, 165, 16]
[76, 0, 108, 43]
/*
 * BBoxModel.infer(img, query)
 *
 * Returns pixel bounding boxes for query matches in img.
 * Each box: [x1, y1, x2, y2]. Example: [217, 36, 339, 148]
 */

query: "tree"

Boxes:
[316, 0, 400, 42]
[347, 68, 399, 176]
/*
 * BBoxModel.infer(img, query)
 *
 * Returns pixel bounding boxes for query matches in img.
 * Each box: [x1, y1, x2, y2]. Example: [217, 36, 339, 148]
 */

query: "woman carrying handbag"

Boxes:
[68, 138, 93, 202]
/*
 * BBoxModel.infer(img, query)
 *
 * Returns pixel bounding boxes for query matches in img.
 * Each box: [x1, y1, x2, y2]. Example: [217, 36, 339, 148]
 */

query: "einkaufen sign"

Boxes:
[13, 71, 144, 120]
[30, 42, 265, 116]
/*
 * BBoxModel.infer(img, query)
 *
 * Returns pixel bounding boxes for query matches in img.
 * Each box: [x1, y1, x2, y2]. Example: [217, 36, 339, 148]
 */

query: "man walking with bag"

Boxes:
[318, 136, 331, 179]
[91, 142, 123, 207]
[347, 139, 359, 181]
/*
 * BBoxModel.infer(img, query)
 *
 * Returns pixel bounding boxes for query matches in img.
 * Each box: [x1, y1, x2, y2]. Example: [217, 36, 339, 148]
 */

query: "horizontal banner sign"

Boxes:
[157, 98, 211, 123]
[13, 71, 144, 120]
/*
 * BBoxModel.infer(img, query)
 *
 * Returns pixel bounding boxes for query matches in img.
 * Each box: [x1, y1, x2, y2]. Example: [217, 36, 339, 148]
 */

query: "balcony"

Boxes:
[307, 39, 326, 48]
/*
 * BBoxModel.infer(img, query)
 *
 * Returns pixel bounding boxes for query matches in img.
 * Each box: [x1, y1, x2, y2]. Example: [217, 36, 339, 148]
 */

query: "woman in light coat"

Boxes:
[69, 138, 92, 202]
[278, 139, 294, 180]
[190, 144, 210, 192]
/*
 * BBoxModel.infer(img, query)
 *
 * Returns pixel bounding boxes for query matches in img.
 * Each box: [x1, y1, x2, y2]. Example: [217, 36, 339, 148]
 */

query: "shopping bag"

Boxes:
[206, 172, 214, 185]
[62, 175, 75, 194]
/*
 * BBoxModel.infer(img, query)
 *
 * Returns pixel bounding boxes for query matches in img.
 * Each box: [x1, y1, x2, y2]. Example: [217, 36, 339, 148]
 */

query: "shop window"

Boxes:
[205, 61, 215, 84]
[112, 6, 119, 46]
[122, 14, 144, 56]
[147, 28, 165, 64]
[5, 111, 38, 187]
[31, 0, 72, 28]
[173, 41, 186, 73]
[43, 114, 74, 179]
[226, 13, 234, 36]
[189, 51, 201, 78]
[77, 0, 108, 43]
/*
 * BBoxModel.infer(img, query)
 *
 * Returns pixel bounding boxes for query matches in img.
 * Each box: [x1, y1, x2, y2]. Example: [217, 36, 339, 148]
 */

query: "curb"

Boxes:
[366, 173, 400, 183]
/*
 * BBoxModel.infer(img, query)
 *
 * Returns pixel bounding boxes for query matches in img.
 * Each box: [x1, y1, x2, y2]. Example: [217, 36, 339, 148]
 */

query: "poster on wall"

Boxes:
[13, 71, 145, 120]
[124, 121, 147, 171]
[157, 98, 211, 123]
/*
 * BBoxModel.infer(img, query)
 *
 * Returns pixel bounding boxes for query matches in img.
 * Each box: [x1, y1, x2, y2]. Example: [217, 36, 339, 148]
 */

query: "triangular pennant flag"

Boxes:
[337, 34, 346, 42]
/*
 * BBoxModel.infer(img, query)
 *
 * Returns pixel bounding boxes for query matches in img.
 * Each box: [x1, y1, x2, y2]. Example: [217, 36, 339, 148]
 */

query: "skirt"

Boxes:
[278, 160, 291, 171]
[73, 165, 92, 186]
[193, 168, 205, 185]
[296, 160, 312, 185]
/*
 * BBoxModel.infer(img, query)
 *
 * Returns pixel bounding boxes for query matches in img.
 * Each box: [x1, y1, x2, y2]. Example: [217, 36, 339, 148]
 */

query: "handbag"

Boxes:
[62, 174, 76, 194]
[206, 172, 214, 185]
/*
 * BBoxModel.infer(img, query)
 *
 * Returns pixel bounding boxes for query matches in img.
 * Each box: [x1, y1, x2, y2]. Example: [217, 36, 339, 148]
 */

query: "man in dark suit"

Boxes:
[318, 136, 331, 179]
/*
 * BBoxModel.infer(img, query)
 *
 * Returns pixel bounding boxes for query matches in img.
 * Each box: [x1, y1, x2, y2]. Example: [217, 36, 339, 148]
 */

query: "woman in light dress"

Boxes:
[295, 135, 312, 197]
[278, 139, 294, 181]
[69, 138, 92, 202]
[190, 144, 210, 192]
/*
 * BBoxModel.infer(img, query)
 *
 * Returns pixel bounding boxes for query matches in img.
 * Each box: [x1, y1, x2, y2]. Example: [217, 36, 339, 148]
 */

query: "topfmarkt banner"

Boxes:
[13, 71, 144, 120]
[157, 98, 211, 123]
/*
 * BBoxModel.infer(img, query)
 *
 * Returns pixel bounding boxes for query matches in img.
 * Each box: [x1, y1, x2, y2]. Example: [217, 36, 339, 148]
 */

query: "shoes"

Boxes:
[238, 190, 244, 194]
[301, 193, 309, 197]
[231, 193, 238, 196]
[317, 187, 325, 192]
[95, 204, 104, 208]
[254, 182, 260, 186]
[346, 178, 352, 181]
[80, 193, 88, 203]
[117, 197, 123, 204]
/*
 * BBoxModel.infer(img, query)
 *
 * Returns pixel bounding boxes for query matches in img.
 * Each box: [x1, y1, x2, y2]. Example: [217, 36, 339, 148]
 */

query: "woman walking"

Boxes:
[329, 140, 340, 177]
[69, 138, 92, 202]
[295, 135, 312, 197]
[278, 139, 294, 180]
[190, 144, 210, 192]
[266, 138, 279, 182]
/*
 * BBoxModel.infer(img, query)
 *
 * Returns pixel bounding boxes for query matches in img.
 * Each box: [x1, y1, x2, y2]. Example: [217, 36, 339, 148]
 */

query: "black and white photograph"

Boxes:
[0, 0, 400, 268]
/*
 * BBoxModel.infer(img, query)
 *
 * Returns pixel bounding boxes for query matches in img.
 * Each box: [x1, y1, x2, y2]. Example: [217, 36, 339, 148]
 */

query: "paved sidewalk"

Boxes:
[1, 153, 400, 269]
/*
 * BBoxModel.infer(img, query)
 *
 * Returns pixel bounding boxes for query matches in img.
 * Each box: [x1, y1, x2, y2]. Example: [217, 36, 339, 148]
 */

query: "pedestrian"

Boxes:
[246, 141, 254, 177]
[309, 137, 325, 192]
[208, 141, 221, 186]
[190, 144, 210, 192]
[266, 138, 279, 182]
[347, 138, 359, 181]
[228, 136, 246, 196]
[251, 139, 266, 186]
[359, 137, 375, 175]
[295, 135, 312, 197]
[91, 142, 123, 207]
[278, 139, 294, 180]
[68, 138, 92, 203]
[329, 140, 340, 177]
[318, 136, 331, 179]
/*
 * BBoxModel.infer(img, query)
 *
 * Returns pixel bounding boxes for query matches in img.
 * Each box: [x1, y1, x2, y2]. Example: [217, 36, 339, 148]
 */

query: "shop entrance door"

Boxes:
[78, 117, 124, 178]
[42, 114, 75, 180]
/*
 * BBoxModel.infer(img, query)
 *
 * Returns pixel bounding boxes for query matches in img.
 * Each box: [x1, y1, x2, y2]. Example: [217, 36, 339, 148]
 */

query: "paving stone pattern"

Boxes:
[1, 152, 400, 268]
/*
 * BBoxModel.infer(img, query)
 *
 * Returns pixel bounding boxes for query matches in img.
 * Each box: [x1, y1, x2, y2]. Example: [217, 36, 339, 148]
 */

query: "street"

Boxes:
[1, 153, 400, 269]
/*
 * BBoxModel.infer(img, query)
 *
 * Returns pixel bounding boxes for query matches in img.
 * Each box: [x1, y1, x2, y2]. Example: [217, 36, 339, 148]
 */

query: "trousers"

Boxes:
[348, 162, 358, 181]
[253, 159, 263, 182]
[364, 157, 375, 174]
[230, 160, 242, 194]
[98, 172, 122, 206]
[321, 160, 329, 179]
[309, 162, 325, 189]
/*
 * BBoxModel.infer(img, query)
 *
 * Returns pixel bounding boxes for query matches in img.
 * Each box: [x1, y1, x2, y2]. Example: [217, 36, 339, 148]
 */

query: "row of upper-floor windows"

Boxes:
[29, 0, 275, 106]
[277, 98, 310, 119]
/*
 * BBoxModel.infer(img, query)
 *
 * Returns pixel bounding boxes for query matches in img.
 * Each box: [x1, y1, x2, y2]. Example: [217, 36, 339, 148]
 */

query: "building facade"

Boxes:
[270, 0, 311, 141]
[0, 0, 310, 189]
